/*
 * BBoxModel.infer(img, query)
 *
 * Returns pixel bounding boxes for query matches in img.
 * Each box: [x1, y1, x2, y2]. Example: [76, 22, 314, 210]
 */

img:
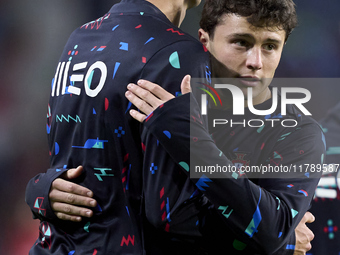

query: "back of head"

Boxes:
[200, 0, 298, 41]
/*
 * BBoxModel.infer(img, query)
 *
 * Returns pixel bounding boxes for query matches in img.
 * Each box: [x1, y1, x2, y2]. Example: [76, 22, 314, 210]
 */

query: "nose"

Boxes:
[246, 48, 263, 71]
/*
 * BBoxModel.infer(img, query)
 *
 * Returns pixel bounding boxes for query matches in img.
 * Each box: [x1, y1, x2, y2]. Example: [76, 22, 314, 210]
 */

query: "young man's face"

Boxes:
[199, 14, 286, 106]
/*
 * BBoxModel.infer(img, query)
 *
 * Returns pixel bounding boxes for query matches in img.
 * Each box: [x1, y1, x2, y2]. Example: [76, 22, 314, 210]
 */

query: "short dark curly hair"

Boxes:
[200, 0, 298, 42]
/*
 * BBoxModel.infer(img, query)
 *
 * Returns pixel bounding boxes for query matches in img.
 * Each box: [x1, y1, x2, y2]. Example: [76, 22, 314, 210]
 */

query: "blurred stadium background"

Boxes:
[0, 0, 339, 253]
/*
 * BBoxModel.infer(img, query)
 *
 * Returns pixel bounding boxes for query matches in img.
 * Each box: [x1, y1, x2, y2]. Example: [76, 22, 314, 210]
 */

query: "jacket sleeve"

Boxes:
[142, 92, 325, 254]
[25, 167, 68, 221]
[138, 40, 212, 237]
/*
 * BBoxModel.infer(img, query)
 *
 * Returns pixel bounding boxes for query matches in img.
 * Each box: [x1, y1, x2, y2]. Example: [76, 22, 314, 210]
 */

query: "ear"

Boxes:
[198, 28, 210, 50]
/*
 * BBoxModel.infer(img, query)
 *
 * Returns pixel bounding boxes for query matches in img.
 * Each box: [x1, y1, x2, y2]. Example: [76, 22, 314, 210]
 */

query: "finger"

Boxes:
[49, 188, 97, 208]
[181, 75, 192, 95]
[125, 90, 154, 115]
[55, 212, 82, 222]
[52, 202, 93, 218]
[306, 242, 312, 252]
[306, 226, 315, 241]
[127, 83, 164, 108]
[137, 80, 175, 102]
[62, 166, 84, 180]
[51, 178, 94, 198]
[129, 109, 147, 123]
[304, 211, 315, 223]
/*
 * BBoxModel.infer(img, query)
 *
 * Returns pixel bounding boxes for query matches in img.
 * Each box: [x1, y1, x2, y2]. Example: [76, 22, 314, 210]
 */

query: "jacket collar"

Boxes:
[109, 0, 173, 26]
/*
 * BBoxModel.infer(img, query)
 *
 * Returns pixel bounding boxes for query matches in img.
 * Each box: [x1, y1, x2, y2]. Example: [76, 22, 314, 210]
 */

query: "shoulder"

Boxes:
[285, 102, 324, 137]
[274, 90, 324, 139]
[275, 114, 326, 162]
[140, 23, 208, 64]
[264, 100, 326, 156]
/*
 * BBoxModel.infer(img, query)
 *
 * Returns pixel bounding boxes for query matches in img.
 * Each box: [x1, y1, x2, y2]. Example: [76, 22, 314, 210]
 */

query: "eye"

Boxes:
[264, 44, 276, 51]
[234, 40, 248, 47]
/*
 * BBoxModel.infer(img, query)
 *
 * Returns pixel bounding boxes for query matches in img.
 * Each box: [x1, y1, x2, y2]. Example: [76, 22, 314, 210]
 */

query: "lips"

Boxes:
[240, 75, 260, 81]
[239, 76, 261, 87]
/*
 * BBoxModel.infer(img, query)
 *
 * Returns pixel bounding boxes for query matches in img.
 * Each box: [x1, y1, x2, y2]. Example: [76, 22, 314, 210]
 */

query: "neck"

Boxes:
[146, 0, 188, 27]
